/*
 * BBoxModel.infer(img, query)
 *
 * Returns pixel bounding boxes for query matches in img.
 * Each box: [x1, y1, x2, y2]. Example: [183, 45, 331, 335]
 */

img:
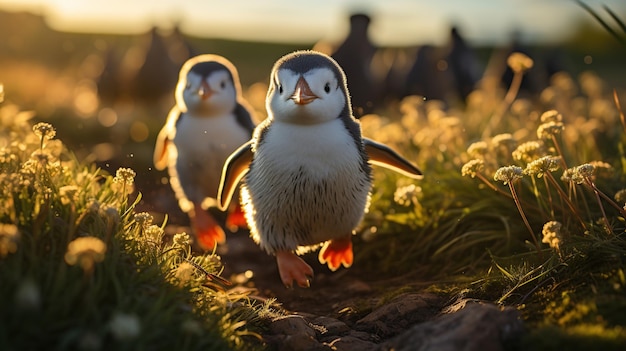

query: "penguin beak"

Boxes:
[290, 76, 318, 105]
[198, 80, 213, 100]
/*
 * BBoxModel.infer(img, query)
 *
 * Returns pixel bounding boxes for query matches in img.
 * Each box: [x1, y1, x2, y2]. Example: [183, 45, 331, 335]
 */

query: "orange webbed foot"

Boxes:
[225, 203, 248, 231]
[276, 251, 314, 288]
[318, 237, 353, 271]
[192, 203, 226, 251]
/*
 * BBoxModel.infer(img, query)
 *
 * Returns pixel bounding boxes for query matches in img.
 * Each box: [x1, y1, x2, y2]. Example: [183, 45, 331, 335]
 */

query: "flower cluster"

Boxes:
[542, 221, 563, 251]
[393, 184, 422, 207]
[537, 121, 564, 140]
[0, 223, 19, 257]
[512, 141, 545, 163]
[494, 166, 524, 185]
[461, 159, 485, 178]
[524, 156, 561, 178]
[507, 52, 534, 74]
[173, 232, 191, 249]
[562, 163, 595, 184]
[64, 236, 107, 272]
[32, 122, 56, 141]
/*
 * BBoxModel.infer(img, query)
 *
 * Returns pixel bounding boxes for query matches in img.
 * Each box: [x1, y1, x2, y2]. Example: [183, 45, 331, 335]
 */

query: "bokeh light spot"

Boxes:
[130, 121, 149, 142]
[97, 108, 118, 127]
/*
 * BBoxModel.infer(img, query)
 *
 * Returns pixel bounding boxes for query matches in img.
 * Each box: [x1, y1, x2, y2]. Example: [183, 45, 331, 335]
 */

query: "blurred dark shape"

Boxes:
[331, 13, 379, 117]
[97, 25, 196, 105]
[496, 31, 545, 97]
[445, 26, 482, 101]
[97, 47, 124, 103]
[403, 45, 451, 103]
[543, 47, 570, 81]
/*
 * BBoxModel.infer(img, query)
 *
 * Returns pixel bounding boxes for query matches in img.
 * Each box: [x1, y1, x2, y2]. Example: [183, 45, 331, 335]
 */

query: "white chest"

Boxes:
[243, 119, 372, 251]
[257, 120, 362, 177]
[173, 113, 249, 158]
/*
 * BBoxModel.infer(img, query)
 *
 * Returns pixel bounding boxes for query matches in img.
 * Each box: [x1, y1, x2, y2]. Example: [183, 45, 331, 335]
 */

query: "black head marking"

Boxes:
[271, 50, 354, 121]
[179, 54, 241, 87]
[276, 51, 344, 82]
[189, 61, 233, 81]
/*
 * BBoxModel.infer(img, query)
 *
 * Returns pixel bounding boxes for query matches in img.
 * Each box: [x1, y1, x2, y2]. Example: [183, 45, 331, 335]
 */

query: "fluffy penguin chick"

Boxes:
[218, 50, 422, 288]
[154, 54, 255, 251]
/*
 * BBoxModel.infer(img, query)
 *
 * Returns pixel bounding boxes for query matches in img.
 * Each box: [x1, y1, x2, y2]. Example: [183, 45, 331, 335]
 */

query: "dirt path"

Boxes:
[138, 184, 523, 351]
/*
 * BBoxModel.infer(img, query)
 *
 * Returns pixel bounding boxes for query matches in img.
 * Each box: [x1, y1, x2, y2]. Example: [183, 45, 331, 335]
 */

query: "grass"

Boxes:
[357, 50, 626, 348]
[0, 102, 282, 350]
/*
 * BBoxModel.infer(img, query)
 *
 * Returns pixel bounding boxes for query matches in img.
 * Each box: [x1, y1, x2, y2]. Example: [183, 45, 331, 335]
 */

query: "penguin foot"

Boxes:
[192, 204, 226, 251]
[276, 251, 314, 288]
[318, 237, 353, 271]
[196, 225, 226, 251]
[225, 204, 248, 231]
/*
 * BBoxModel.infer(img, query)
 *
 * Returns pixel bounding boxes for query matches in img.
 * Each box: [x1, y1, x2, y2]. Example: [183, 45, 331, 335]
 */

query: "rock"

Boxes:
[270, 315, 317, 337]
[281, 333, 329, 351]
[325, 336, 378, 351]
[311, 316, 351, 336]
[381, 301, 524, 351]
[355, 293, 441, 338]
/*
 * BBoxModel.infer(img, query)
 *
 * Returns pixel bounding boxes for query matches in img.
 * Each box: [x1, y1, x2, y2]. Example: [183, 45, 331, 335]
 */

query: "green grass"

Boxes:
[0, 103, 280, 350]
[356, 51, 626, 348]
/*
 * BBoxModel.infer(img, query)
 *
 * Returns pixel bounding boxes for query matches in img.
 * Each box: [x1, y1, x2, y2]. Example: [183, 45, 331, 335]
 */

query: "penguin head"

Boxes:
[175, 54, 242, 116]
[266, 50, 352, 125]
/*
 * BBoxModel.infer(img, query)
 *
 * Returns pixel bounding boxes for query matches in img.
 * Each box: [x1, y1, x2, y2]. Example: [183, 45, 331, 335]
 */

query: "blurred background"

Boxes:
[0, 0, 625, 223]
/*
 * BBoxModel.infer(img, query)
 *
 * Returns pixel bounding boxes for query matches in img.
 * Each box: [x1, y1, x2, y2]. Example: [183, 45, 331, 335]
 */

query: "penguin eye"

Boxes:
[220, 80, 226, 89]
[278, 84, 283, 94]
[324, 83, 331, 93]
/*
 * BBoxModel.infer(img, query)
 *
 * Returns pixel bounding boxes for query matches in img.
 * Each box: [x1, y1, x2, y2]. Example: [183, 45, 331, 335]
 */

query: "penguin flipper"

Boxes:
[218, 141, 254, 211]
[153, 107, 181, 170]
[234, 102, 257, 135]
[364, 138, 423, 179]
[153, 127, 171, 170]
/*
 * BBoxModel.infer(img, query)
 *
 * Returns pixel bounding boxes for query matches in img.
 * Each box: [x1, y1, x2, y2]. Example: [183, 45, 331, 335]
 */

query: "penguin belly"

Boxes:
[242, 119, 371, 254]
[170, 113, 250, 210]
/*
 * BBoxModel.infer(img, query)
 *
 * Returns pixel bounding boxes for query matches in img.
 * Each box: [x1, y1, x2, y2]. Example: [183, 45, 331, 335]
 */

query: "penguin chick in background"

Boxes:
[154, 54, 256, 251]
[218, 50, 422, 288]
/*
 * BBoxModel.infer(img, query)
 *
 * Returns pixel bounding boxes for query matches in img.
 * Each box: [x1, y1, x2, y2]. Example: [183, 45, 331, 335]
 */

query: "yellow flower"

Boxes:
[540, 110, 563, 123]
[524, 156, 561, 178]
[113, 167, 136, 185]
[0, 223, 19, 257]
[173, 232, 191, 248]
[461, 159, 485, 178]
[562, 164, 595, 184]
[466, 141, 489, 159]
[507, 52, 534, 74]
[576, 164, 595, 181]
[393, 184, 422, 207]
[32, 122, 56, 140]
[64, 236, 107, 272]
[494, 166, 524, 185]
[491, 133, 516, 149]
[537, 121, 564, 139]
[512, 141, 545, 163]
[144, 225, 164, 243]
[175, 262, 196, 286]
[134, 212, 153, 228]
[542, 221, 563, 251]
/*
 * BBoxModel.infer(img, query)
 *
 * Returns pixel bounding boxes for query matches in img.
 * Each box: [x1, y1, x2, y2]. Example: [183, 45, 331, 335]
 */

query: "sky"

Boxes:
[0, 0, 625, 46]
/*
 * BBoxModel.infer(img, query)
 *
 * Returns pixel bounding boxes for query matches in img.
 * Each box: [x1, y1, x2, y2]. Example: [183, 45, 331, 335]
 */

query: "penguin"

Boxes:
[217, 50, 422, 288]
[154, 54, 256, 251]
